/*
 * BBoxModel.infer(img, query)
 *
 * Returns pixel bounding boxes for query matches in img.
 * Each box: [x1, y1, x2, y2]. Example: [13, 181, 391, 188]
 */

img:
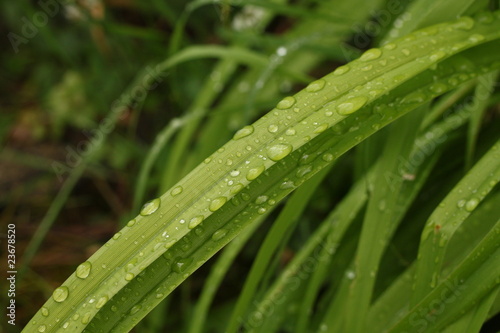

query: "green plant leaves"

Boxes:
[24, 11, 500, 333]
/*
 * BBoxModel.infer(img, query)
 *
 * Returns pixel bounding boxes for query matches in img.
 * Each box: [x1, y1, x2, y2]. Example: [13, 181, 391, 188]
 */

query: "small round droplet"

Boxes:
[233, 125, 254, 140]
[268, 124, 279, 133]
[125, 273, 135, 281]
[286, 128, 296, 136]
[314, 124, 328, 134]
[246, 165, 265, 180]
[212, 229, 228, 241]
[188, 215, 204, 229]
[305, 79, 326, 92]
[230, 170, 240, 177]
[337, 96, 368, 115]
[209, 197, 227, 212]
[127, 219, 136, 227]
[465, 198, 479, 212]
[276, 96, 296, 109]
[41, 307, 49, 317]
[52, 286, 69, 303]
[401, 49, 411, 56]
[171, 186, 183, 196]
[113, 232, 122, 240]
[76, 261, 92, 279]
[360, 48, 382, 61]
[266, 144, 292, 161]
[38, 325, 46, 332]
[140, 198, 161, 216]
[346, 270, 356, 280]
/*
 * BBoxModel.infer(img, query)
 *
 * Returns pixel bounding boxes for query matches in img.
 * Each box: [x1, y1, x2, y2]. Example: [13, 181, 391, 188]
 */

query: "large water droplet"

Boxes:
[125, 273, 135, 281]
[246, 165, 265, 180]
[305, 79, 326, 92]
[333, 65, 350, 75]
[76, 261, 92, 279]
[465, 198, 479, 212]
[233, 125, 254, 140]
[96, 296, 108, 309]
[268, 124, 279, 133]
[255, 195, 268, 204]
[38, 325, 46, 332]
[188, 215, 204, 229]
[266, 144, 292, 161]
[337, 96, 368, 115]
[209, 197, 227, 212]
[212, 229, 228, 241]
[171, 186, 183, 196]
[140, 198, 161, 216]
[172, 257, 193, 273]
[276, 96, 296, 109]
[52, 286, 69, 303]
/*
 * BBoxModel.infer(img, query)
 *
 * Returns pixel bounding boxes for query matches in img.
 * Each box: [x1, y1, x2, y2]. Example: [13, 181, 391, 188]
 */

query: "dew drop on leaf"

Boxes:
[52, 286, 69, 303]
[188, 215, 204, 229]
[266, 144, 292, 161]
[465, 198, 479, 212]
[76, 261, 92, 279]
[125, 273, 135, 281]
[172, 257, 193, 273]
[337, 96, 368, 115]
[38, 325, 46, 332]
[140, 198, 161, 216]
[233, 125, 254, 140]
[212, 229, 228, 241]
[246, 165, 265, 180]
[95, 296, 108, 309]
[127, 219, 136, 227]
[41, 307, 49, 317]
[209, 197, 227, 212]
[305, 79, 326, 92]
[333, 65, 350, 75]
[170, 186, 183, 196]
[255, 195, 268, 204]
[268, 124, 279, 133]
[276, 96, 296, 109]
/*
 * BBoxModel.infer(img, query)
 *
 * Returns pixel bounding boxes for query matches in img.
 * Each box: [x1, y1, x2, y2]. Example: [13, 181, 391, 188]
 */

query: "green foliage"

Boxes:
[4, 0, 499, 332]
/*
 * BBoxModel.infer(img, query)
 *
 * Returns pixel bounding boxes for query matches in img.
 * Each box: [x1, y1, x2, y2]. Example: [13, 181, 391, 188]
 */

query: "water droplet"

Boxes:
[212, 229, 228, 241]
[268, 124, 279, 133]
[233, 125, 254, 140]
[230, 183, 244, 195]
[314, 123, 328, 133]
[266, 144, 292, 161]
[130, 305, 141, 315]
[276, 46, 287, 56]
[296, 165, 312, 178]
[346, 270, 356, 280]
[469, 34, 485, 43]
[305, 79, 326, 92]
[457, 199, 466, 208]
[360, 64, 373, 71]
[286, 128, 296, 136]
[465, 198, 479, 212]
[113, 232, 122, 240]
[52, 286, 69, 303]
[172, 257, 193, 273]
[333, 65, 350, 75]
[127, 219, 136, 227]
[140, 198, 161, 216]
[188, 215, 204, 229]
[276, 96, 296, 109]
[125, 273, 135, 281]
[429, 50, 446, 62]
[41, 307, 49, 317]
[401, 49, 411, 56]
[337, 96, 368, 115]
[171, 186, 183, 196]
[280, 181, 295, 189]
[96, 296, 108, 309]
[76, 261, 92, 279]
[246, 165, 265, 180]
[230, 170, 240, 177]
[322, 153, 333, 162]
[209, 197, 227, 212]
[383, 43, 396, 50]
[38, 325, 46, 332]
[360, 48, 382, 61]
[454, 16, 475, 30]
[255, 195, 268, 204]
